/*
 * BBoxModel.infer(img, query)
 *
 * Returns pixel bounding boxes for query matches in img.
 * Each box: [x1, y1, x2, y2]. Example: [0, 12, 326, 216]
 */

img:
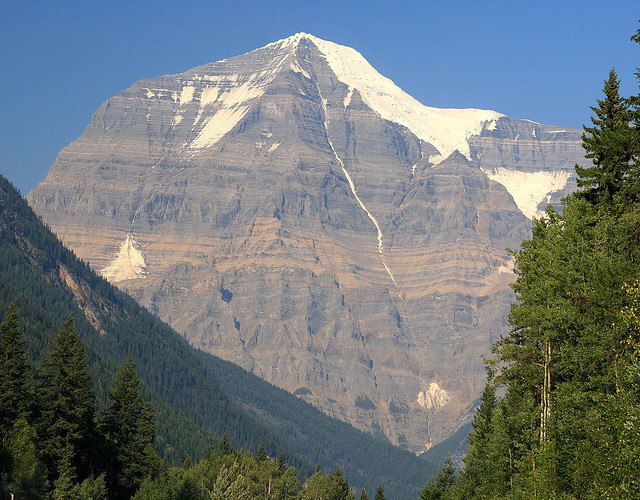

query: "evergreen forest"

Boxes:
[419, 22, 640, 500]
[2, 17, 640, 500]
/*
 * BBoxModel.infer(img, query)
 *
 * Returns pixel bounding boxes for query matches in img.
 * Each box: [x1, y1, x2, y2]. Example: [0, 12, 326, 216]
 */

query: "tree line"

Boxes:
[419, 21, 640, 500]
[0, 307, 392, 499]
[0, 309, 161, 499]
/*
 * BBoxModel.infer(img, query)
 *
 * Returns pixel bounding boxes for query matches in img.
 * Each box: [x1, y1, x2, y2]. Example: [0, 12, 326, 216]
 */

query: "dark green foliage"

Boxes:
[256, 442, 268, 462]
[419, 457, 456, 500]
[374, 485, 385, 500]
[0, 174, 303, 469]
[218, 434, 231, 456]
[358, 487, 370, 500]
[101, 356, 161, 499]
[36, 317, 98, 483]
[0, 304, 29, 441]
[0, 304, 31, 480]
[444, 24, 640, 498]
[329, 468, 355, 500]
[575, 68, 635, 204]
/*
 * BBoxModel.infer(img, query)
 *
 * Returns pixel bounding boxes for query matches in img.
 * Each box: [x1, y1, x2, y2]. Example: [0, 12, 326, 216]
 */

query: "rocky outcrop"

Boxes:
[28, 34, 588, 453]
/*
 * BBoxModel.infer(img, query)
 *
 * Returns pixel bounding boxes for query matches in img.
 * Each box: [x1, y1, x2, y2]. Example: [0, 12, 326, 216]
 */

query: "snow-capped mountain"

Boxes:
[28, 34, 586, 453]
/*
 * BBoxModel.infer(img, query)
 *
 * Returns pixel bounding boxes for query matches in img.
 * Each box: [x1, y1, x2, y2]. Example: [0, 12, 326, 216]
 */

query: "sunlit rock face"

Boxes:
[28, 34, 587, 453]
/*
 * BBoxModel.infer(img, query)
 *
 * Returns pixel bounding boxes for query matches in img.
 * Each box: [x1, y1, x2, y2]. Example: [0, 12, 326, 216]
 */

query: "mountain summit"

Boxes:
[28, 34, 586, 452]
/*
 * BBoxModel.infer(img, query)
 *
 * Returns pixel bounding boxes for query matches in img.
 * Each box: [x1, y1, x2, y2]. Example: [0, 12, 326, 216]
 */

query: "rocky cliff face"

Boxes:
[28, 34, 587, 453]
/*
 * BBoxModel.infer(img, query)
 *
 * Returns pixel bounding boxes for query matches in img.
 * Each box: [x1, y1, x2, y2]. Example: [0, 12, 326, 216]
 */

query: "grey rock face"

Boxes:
[28, 34, 587, 453]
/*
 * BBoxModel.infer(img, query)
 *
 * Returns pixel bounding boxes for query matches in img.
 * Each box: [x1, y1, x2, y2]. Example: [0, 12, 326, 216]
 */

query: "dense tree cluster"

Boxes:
[423, 22, 640, 500]
[0, 313, 160, 499]
[0, 308, 389, 499]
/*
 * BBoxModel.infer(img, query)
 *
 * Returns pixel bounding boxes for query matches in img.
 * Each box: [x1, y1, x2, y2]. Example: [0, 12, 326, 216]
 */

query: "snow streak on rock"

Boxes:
[320, 95, 396, 286]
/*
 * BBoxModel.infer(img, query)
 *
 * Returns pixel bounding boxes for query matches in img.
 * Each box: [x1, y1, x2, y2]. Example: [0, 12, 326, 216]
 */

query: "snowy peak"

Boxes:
[265, 33, 504, 162]
[137, 33, 503, 160]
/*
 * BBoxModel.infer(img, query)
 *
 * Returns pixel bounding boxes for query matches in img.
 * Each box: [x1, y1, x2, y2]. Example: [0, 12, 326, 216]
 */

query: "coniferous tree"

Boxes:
[456, 384, 497, 497]
[51, 444, 78, 500]
[358, 487, 370, 500]
[256, 442, 268, 462]
[101, 355, 160, 499]
[328, 468, 354, 500]
[0, 304, 30, 480]
[575, 68, 634, 204]
[218, 434, 232, 455]
[0, 304, 29, 440]
[37, 317, 97, 484]
[374, 485, 385, 500]
[419, 457, 456, 500]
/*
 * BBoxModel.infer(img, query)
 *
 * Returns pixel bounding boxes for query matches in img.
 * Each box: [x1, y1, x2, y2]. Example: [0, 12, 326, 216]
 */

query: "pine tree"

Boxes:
[328, 468, 354, 500]
[456, 384, 497, 497]
[218, 434, 232, 455]
[37, 317, 97, 483]
[101, 355, 159, 499]
[256, 442, 268, 462]
[51, 444, 78, 500]
[374, 485, 385, 500]
[575, 68, 634, 204]
[358, 487, 370, 500]
[419, 457, 456, 500]
[0, 304, 29, 439]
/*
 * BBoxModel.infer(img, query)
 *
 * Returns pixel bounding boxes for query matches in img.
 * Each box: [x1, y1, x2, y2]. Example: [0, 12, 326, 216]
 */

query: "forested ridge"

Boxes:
[0, 159, 436, 496]
[420, 23, 640, 500]
[4, 19, 639, 500]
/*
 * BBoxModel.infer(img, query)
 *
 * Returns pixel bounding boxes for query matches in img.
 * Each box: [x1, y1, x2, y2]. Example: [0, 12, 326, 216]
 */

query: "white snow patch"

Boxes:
[344, 87, 354, 108]
[417, 382, 450, 410]
[145, 90, 155, 99]
[191, 106, 250, 149]
[221, 80, 265, 107]
[100, 234, 147, 283]
[484, 168, 571, 220]
[172, 114, 183, 126]
[289, 61, 310, 79]
[484, 119, 498, 131]
[189, 72, 274, 149]
[180, 85, 195, 105]
[498, 257, 515, 275]
[200, 86, 220, 106]
[270, 34, 504, 162]
[268, 142, 280, 153]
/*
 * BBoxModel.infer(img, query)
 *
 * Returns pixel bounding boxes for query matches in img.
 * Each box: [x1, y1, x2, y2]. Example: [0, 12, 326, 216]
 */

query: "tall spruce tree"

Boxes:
[101, 355, 159, 499]
[0, 304, 30, 479]
[456, 384, 498, 498]
[374, 485, 385, 500]
[575, 68, 634, 204]
[0, 305, 29, 439]
[37, 317, 97, 484]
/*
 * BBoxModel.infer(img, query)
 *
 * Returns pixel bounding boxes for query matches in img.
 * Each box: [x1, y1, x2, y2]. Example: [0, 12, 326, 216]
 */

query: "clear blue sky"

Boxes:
[1, 1, 638, 195]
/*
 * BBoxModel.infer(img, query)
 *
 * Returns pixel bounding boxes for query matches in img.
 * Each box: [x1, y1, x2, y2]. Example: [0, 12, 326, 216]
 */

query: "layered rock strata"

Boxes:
[28, 34, 586, 452]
